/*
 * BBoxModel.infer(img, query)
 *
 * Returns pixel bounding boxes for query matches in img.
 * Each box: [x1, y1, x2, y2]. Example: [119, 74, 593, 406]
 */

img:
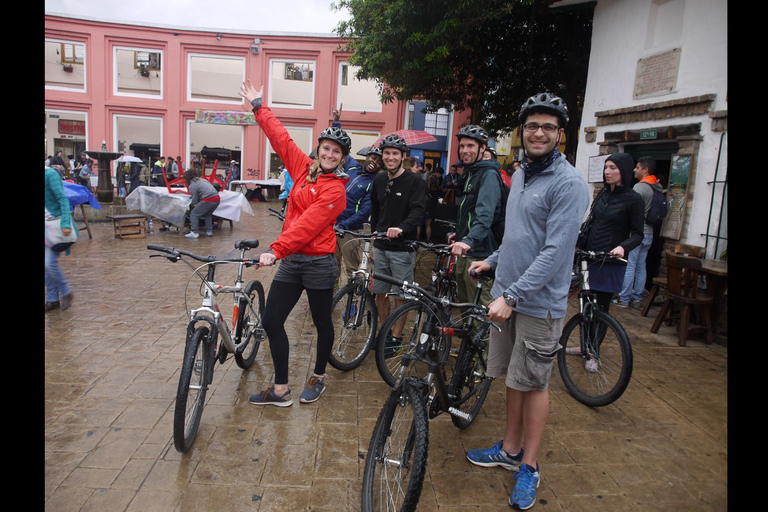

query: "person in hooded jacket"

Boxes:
[239, 80, 349, 407]
[580, 152, 644, 313]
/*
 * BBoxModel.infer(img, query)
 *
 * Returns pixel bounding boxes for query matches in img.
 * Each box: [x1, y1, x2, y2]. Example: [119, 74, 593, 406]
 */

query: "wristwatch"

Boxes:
[502, 292, 517, 307]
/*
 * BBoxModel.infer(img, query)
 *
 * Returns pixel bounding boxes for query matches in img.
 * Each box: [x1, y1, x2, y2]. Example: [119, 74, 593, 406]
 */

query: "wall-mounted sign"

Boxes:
[640, 129, 658, 140]
[633, 47, 681, 99]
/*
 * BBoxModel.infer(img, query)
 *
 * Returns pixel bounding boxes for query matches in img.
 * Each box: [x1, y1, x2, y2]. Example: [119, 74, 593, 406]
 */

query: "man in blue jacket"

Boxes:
[335, 145, 382, 282]
[465, 93, 590, 510]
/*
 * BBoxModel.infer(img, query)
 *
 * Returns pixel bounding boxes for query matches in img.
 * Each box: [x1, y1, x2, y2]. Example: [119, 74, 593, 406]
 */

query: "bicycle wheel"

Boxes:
[375, 301, 450, 387]
[234, 280, 266, 369]
[362, 380, 429, 512]
[448, 323, 493, 429]
[174, 326, 214, 453]
[328, 282, 378, 371]
[557, 311, 633, 407]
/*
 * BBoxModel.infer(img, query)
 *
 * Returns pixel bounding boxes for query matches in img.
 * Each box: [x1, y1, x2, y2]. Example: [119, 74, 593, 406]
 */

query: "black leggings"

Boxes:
[262, 281, 335, 385]
[594, 290, 613, 313]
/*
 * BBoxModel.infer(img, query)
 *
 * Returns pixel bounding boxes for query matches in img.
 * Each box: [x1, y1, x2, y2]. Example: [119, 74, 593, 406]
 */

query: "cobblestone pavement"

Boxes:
[44, 200, 727, 511]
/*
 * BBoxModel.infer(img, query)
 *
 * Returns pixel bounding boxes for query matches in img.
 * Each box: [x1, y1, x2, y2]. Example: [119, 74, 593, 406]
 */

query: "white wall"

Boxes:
[574, 0, 727, 252]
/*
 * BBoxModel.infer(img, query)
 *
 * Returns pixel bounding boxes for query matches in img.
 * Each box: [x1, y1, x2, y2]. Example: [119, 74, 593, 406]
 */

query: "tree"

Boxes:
[334, 0, 595, 162]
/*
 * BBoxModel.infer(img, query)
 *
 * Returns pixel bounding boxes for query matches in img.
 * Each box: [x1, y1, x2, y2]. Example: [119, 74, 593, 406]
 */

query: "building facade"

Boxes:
[561, 0, 728, 259]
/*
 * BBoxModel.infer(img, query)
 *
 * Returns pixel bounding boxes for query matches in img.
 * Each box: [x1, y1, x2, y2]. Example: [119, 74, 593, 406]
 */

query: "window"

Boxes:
[337, 62, 382, 113]
[45, 39, 86, 91]
[424, 110, 449, 137]
[188, 54, 244, 103]
[114, 46, 163, 98]
[269, 59, 315, 108]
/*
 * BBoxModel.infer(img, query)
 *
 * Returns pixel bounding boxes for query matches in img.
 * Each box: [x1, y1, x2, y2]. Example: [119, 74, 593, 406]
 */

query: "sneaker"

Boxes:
[60, 293, 73, 311]
[205, 231, 214, 237]
[629, 300, 643, 309]
[299, 376, 326, 403]
[612, 297, 628, 308]
[185, 232, 200, 239]
[466, 441, 523, 471]
[383, 336, 403, 359]
[249, 386, 293, 407]
[510, 463, 541, 510]
[584, 358, 598, 373]
[45, 301, 60, 312]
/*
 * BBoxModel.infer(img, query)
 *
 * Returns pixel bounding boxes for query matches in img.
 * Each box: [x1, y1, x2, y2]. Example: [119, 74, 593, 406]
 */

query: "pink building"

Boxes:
[45, 13, 420, 183]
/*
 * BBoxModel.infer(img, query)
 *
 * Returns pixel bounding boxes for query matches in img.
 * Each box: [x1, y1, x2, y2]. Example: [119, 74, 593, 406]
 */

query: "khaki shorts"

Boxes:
[487, 311, 564, 392]
[372, 247, 416, 299]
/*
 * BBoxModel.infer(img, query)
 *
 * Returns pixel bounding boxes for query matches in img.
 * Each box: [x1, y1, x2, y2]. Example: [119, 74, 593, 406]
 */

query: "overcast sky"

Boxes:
[45, 0, 351, 35]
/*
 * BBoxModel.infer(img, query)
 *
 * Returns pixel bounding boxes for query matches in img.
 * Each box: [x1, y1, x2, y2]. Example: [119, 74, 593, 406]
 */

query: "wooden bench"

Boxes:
[106, 214, 148, 239]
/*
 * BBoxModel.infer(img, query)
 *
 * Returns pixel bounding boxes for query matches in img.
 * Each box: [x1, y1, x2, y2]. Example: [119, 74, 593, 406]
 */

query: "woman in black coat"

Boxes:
[581, 153, 644, 313]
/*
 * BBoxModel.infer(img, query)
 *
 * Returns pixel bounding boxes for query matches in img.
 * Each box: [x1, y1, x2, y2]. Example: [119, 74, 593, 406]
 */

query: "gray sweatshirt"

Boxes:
[486, 152, 590, 320]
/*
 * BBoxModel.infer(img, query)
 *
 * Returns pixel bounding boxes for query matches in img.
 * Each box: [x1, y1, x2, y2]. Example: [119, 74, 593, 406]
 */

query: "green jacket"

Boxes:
[455, 159, 503, 258]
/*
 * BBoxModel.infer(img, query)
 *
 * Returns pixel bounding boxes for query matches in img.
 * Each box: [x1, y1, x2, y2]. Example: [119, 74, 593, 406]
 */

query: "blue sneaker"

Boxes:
[249, 386, 292, 407]
[185, 231, 199, 239]
[299, 376, 326, 403]
[466, 441, 523, 471]
[510, 463, 540, 510]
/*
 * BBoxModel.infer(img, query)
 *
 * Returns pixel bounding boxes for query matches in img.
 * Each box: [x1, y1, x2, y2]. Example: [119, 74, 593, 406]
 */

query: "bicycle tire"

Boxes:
[448, 323, 493, 429]
[362, 380, 429, 512]
[234, 280, 266, 369]
[375, 301, 450, 387]
[557, 310, 633, 407]
[174, 326, 213, 453]
[328, 282, 378, 371]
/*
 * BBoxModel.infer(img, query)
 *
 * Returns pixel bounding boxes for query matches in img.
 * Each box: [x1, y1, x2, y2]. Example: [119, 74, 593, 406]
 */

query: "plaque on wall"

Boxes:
[661, 154, 691, 240]
[633, 48, 681, 100]
[587, 154, 609, 183]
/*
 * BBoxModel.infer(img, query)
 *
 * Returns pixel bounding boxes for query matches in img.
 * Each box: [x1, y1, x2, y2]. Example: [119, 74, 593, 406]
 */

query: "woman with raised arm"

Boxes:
[239, 80, 350, 406]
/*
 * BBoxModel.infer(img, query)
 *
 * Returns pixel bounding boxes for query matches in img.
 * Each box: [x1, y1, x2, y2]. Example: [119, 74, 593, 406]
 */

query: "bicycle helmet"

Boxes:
[366, 145, 382, 157]
[379, 133, 408, 152]
[456, 125, 489, 145]
[318, 126, 352, 155]
[519, 92, 569, 128]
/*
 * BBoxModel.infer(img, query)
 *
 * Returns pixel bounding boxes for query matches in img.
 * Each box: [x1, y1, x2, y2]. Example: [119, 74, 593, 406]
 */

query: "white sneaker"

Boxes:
[185, 232, 199, 239]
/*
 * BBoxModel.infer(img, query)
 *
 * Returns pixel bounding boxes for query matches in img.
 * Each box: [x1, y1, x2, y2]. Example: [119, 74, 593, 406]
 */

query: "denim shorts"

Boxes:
[487, 311, 564, 391]
[371, 247, 416, 298]
[273, 253, 338, 290]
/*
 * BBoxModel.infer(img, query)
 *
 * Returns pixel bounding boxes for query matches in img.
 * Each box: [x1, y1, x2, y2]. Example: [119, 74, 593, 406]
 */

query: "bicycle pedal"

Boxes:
[448, 407, 472, 422]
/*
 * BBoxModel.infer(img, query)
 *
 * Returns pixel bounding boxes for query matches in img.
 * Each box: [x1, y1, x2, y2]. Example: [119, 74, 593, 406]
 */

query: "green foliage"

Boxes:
[333, 0, 594, 161]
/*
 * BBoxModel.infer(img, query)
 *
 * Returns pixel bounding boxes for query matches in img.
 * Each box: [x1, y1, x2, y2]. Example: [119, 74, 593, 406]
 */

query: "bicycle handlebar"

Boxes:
[147, 241, 261, 266]
[334, 229, 389, 240]
[574, 248, 628, 265]
[372, 271, 489, 315]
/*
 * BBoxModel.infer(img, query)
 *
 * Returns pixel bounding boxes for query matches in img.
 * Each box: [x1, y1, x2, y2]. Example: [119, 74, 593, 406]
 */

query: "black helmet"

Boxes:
[366, 145, 382, 157]
[318, 127, 352, 154]
[456, 125, 489, 145]
[519, 92, 569, 127]
[379, 133, 408, 152]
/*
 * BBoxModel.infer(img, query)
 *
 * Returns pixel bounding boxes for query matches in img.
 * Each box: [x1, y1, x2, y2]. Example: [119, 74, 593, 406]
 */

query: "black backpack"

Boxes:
[490, 170, 510, 245]
[644, 184, 668, 226]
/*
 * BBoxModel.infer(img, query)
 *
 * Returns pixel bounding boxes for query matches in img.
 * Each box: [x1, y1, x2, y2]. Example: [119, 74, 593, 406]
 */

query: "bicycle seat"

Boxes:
[235, 239, 260, 250]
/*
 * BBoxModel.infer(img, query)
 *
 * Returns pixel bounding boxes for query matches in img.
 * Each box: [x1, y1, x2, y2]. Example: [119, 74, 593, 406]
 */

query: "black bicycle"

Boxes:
[362, 270, 497, 512]
[557, 248, 633, 407]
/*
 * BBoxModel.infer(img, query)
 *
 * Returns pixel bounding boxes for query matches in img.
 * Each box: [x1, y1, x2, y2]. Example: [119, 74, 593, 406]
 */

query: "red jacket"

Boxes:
[253, 106, 347, 259]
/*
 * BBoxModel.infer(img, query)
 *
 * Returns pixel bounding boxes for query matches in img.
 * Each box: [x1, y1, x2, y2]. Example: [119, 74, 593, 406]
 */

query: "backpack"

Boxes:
[644, 184, 668, 226]
[490, 169, 510, 245]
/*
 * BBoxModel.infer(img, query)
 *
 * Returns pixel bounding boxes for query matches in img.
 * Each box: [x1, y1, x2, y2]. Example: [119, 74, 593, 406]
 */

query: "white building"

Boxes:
[558, 0, 727, 260]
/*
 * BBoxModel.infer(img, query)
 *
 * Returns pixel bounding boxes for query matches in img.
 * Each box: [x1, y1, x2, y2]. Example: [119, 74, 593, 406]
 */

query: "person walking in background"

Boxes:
[465, 93, 589, 510]
[616, 156, 662, 308]
[117, 163, 128, 197]
[128, 161, 142, 194]
[240, 80, 349, 406]
[45, 166, 76, 312]
[184, 168, 220, 239]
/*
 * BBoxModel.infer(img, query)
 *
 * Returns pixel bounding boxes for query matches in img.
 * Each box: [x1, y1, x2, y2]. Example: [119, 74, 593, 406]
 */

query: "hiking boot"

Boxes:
[299, 376, 326, 403]
[510, 463, 541, 510]
[466, 441, 523, 471]
[45, 301, 60, 312]
[249, 386, 293, 407]
[383, 336, 403, 359]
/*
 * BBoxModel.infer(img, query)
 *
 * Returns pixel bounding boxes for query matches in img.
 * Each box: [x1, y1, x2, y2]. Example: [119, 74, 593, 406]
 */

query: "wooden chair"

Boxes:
[650, 250, 713, 346]
[641, 244, 705, 317]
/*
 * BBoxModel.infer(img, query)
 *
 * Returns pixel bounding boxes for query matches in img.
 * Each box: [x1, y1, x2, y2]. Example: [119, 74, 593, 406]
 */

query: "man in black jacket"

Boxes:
[449, 125, 504, 305]
[370, 133, 426, 357]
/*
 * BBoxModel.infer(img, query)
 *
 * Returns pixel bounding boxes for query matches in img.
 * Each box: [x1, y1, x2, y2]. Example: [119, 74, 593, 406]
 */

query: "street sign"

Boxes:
[641, 129, 658, 140]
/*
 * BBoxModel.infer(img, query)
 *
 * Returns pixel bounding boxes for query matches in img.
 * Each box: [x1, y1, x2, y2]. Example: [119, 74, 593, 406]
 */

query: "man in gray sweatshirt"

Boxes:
[465, 93, 589, 510]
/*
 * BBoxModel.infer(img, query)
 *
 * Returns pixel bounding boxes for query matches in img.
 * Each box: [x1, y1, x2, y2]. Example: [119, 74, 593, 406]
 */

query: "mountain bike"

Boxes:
[557, 248, 633, 407]
[328, 229, 388, 370]
[362, 270, 498, 512]
[148, 240, 266, 452]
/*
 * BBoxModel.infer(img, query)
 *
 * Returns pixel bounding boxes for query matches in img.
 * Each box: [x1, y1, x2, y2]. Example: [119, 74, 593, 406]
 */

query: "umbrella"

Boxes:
[375, 130, 438, 147]
[62, 181, 102, 210]
[115, 155, 143, 163]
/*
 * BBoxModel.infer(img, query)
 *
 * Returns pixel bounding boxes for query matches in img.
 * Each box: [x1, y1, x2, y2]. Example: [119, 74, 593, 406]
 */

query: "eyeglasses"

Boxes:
[385, 180, 393, 195]
[522, 123, 560, 134]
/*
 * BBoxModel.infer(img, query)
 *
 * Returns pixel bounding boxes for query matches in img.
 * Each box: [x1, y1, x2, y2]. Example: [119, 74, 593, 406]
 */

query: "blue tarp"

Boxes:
[62, 181, 102, 210]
